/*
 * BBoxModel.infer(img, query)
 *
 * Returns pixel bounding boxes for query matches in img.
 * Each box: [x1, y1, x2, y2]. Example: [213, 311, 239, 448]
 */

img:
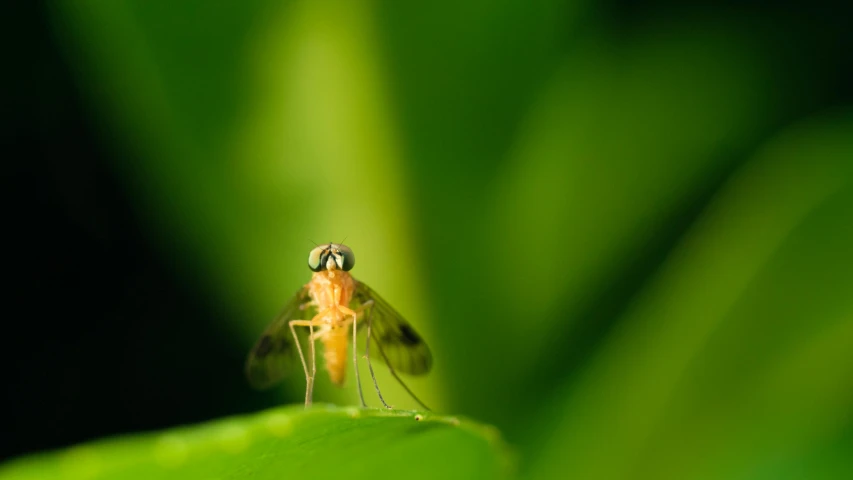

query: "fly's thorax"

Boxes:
[308, 270, 355, 310]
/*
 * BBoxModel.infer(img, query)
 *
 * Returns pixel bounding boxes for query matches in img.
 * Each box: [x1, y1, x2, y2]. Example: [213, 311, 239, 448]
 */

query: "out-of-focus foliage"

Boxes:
[529, 115, 853, 479]
[27, 0, 853, 478]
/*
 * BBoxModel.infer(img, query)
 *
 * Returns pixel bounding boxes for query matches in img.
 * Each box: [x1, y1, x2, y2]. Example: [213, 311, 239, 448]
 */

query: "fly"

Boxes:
[245, 243, 432, 410]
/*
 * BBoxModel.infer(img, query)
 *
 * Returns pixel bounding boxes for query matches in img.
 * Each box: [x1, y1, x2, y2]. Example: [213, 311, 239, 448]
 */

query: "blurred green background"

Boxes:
[7, 0, 853, 478]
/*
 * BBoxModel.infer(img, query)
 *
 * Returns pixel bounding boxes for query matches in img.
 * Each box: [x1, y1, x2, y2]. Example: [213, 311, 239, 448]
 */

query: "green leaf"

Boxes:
[0, 405, 511, 480]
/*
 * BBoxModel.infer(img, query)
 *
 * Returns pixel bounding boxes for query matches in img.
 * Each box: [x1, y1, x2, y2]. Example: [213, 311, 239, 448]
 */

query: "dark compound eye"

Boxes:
[335, 244, 355, 271]
[308, 246, 327, 272]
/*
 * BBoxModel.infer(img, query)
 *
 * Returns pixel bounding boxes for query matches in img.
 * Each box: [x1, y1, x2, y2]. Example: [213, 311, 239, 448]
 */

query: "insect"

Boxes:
[245, 243, 432, 409]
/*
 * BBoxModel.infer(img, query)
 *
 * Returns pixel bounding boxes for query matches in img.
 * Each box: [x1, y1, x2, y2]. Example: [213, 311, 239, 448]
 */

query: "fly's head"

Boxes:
[308, 243, 355, 273]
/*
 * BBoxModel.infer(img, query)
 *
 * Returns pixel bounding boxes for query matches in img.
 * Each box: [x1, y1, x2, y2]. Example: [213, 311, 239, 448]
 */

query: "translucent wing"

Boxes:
[352, 281, 432, 375]
[244, 286, 312, 389]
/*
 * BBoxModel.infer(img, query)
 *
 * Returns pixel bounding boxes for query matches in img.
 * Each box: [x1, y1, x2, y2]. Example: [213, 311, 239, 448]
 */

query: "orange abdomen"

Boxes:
[323, 331, 349, 386]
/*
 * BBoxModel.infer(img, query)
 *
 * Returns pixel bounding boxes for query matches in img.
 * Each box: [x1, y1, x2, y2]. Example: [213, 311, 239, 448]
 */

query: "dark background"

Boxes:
[5, 3, 274, 461]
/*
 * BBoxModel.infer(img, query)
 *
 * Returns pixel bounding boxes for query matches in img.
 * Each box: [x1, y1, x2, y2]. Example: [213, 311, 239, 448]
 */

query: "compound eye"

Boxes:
[336, 244, 355, 271]
[308, 246, 326, 272]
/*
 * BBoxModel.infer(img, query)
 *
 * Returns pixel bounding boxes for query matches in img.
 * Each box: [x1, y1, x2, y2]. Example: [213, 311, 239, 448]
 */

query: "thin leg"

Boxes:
[343, 307, 366, 408]
[308, 322, 316, 405]
[372, 329, 432, 412]
[364, 302, 432, 411]
[289, 319, 320, 407]
[363, 301, 392, 409]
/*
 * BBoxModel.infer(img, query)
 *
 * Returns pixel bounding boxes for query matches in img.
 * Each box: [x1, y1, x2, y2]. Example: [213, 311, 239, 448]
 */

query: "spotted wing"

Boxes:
[353, 281, 432, 375]
[244, 286, 312, 389]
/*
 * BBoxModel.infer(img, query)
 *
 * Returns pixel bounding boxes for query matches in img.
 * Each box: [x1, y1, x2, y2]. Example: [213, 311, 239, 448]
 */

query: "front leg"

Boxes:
[289, 319, 322, 407]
